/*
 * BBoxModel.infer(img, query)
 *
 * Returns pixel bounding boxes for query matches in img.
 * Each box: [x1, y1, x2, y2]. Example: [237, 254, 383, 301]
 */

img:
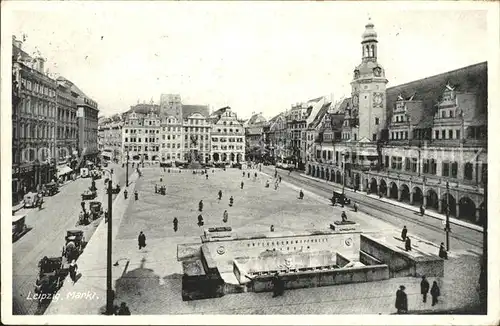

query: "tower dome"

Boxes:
[362, 20, 378, 43]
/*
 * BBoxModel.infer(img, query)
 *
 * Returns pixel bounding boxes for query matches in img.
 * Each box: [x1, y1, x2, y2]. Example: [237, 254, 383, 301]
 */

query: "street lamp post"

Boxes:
[445, 181, 451, 251]
[342, 152, 346, 195]
[106, 179, 113, 314]
[125, 150, 129, 187]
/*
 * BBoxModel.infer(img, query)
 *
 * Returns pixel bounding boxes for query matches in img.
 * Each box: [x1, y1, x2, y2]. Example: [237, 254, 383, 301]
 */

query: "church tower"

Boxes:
[350, 20, 388, 141]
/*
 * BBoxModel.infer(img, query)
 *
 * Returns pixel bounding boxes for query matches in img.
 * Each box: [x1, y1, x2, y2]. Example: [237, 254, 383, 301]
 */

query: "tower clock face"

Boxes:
[373, 93, 383, 107]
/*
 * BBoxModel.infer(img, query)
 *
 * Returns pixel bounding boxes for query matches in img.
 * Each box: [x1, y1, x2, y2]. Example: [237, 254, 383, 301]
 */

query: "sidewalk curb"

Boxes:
[298, 173, 483, 233]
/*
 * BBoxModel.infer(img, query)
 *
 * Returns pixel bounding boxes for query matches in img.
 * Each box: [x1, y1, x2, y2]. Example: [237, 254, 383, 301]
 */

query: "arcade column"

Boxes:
[397, 188, 402, 201]
[386, 186, 390, 197]
[423, 194, 427, 208]
[455, 203, 460, 218]
[410, 191, 414, 205]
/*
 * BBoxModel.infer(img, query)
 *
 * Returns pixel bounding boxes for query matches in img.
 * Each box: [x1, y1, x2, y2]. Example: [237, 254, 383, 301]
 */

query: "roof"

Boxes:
[335, 98, 352, 113]
[307, 96, 325, 103]
[125, 104, 161, 115]
[182, 105, 209, 118]
[246, 113, 267, 125]
[308, 102, 331, 129]
[386, 62, 487, 123]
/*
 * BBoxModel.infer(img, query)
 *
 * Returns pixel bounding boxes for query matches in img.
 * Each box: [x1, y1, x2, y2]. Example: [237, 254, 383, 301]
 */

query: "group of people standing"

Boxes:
[395, 277, 441, 314]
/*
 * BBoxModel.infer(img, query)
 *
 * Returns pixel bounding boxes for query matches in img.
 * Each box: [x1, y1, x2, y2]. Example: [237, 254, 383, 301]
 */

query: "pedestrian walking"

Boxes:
[299, 190, 304, 200]
[430, 281, 440, 306]
[247, 172, 250, 178]
[420, 276, 430, 303]
[254, 172, 257, 178]
[197, 214, 204, 227]
[155, 184, 158, 193]
[206, 174, 208, 180]
[241, 181, 244, 189]
[134, 191, 138, 200]
[420, 205, 425, 216]
[116, 302, 131, 315]
[69, 260, 78, 284]
[81, 201, 86, 212]
[38, 196, 44, 210]
[229, 196, 234, 207]
[278, 175, 282, 183]
[198, 200, 203, 212]
[401, 225, 408, 240]
[223, 210, 228, 223]
[395, 285, 408, 314]
[138, 231, 146, 249]
[405, 236, 412, 251]
[173, 217, 178, 232]
[242, 171, 245, 177]
[218, 190, 222, 201]
[353, 202, 358, 212]
[270, 225, 275, 232]
[438, 242, 448, 259]
[124, 189, 128, 199]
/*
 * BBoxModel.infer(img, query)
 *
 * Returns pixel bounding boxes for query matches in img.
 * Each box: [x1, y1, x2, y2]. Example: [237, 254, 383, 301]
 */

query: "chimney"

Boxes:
[12, 35, 22, 49]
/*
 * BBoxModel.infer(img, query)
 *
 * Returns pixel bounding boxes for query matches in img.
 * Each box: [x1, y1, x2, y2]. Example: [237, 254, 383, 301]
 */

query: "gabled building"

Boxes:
[306, 20, 487, 226]
[209, 106, 245, 163]
[244, 112, 268, 161]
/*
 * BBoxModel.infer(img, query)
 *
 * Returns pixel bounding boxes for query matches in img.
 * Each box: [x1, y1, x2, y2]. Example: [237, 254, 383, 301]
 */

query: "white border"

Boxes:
[1, 1, 499, 325]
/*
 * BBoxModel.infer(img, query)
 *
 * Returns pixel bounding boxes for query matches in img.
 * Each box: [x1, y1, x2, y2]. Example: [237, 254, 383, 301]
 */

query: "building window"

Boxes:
[372, 133, 376, 141]
[435, 130, 439, 139]
[375, 117, 379, 125]
[441, 130, 446, 139]
[464, 162, 473, 180]
[448, 130, 453, 139]
[451, 162, 458, 178]
[456, 130, 461, 139]
[442, 162, 450, 177]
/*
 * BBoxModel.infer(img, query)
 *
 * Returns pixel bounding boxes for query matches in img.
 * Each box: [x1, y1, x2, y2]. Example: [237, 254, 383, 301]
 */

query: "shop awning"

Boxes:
[57, 165, 73, 177]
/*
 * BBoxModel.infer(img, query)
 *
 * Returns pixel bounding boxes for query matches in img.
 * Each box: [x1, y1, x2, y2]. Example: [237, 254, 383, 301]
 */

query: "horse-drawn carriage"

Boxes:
[12, 214, 28, 241]
[62, 230, 86, 265]
[81, 189, 97, 200]
[34, 256, 65, 298]
[89, 201, 103, 220]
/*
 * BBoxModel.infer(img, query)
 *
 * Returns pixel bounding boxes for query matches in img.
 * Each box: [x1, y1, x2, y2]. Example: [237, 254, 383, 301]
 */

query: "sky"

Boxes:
[6, 2, 492, 120]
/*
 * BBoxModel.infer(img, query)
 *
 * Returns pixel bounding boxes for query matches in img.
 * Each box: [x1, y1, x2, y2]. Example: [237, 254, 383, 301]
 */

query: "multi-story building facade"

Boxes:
[160, 113, 183, 164]
[182, 105, 211, 163]
[267, 112, 289, 161]
[98, 114, 124, 162]
[307, 21, 487, 226]
[75, 89, 99, 166]
[12, 36, 58, 202]
[55, 76, 79, 180]
[244, 112, 267, 161]
[209, 106, 245, 163]
[122, 105, 161, 165]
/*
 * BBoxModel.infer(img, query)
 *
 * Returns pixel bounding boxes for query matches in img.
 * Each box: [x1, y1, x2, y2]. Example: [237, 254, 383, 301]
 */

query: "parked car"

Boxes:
[12, 214, 28, 241]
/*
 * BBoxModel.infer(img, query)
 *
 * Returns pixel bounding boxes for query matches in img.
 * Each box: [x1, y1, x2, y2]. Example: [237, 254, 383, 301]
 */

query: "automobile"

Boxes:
[89, 201, 103, 220]
[23, 192, 42, 208]
[112, 183, 121, 194]
[81, 189, 97, 200]
[12, 214, 28, 241]
[62, 229, 86, 264]
[44, 181, 59, 196]
[80, 168, 90, 178]
[34, 256, 65, 299]
[331, 191, 351, 206]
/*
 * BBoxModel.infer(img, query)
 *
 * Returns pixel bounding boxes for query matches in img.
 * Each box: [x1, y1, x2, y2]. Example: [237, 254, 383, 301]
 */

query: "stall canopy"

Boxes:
[57, 165, 73, 177]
